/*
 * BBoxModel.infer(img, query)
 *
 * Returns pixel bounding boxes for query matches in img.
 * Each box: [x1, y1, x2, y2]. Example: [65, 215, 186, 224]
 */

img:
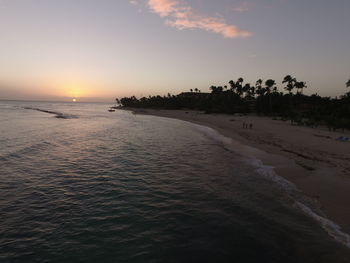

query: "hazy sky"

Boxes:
[0, 0, 349, 101]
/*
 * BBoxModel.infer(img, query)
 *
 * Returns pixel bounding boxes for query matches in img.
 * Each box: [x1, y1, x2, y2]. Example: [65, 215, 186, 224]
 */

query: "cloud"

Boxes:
[148, 0, 178, 16]
[232, 1, 255, 13]
[131, 0, 252, 38]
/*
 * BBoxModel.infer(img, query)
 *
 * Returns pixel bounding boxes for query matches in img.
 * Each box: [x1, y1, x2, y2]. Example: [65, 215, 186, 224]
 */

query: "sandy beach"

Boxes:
[125, 108, 350, 234]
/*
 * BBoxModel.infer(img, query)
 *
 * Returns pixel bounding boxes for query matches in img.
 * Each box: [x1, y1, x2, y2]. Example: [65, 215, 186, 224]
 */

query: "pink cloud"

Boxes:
[134, 0, 252, 38]
[167, 13, 251, 38]
[148, 0, 179, 17]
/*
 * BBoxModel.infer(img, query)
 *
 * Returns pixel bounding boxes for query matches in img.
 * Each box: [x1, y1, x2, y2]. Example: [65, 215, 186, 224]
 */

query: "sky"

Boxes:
[0, 0, 349, 102]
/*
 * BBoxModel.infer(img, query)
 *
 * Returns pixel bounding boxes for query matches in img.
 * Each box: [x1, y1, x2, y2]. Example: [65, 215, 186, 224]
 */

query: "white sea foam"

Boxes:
[295, 201, 350, 248]
[193, 123, 350, 249]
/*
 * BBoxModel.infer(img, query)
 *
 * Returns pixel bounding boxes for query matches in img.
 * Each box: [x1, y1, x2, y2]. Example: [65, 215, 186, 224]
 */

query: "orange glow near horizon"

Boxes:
[2, 76, 120, 101]
[49, 79, 103, 99]
[63, 83, 89, 98]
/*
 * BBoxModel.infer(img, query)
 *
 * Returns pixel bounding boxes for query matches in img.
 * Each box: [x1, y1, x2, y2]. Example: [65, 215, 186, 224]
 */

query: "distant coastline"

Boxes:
[122, 107, 350, 238]
[117, 76, 350, 132]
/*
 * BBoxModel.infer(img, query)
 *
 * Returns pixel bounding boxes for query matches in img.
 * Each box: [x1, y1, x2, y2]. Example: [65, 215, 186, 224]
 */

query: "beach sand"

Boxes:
[124, 108, 350, 234]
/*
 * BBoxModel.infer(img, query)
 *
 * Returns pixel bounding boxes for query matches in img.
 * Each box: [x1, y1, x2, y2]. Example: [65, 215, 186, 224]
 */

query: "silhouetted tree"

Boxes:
[236, 78, 244, 97]
[118, 77, 350, 131]
[245, 84, 255, 98]
[229, 80, 236, 94]
[295, 81, 307, 94]
[265, 79, 276, 113]
[255, 79, 264, 96]
[282, 75, 296, 94]
[243, 83, 251, 98]
[249, 85, 256, 98]
[210, 86, 223, 94]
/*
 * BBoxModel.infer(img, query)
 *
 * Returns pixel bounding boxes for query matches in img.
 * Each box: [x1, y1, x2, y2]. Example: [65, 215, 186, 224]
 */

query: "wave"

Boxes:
[0, 141, 56, 163]
[193, 123, 350, 249]
[295, 201, 350, 248]
[23, 107, 77, 119]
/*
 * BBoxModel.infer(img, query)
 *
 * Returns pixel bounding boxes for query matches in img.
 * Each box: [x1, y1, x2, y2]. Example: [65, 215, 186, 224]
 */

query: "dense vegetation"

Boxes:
[117, 76, 350, 130]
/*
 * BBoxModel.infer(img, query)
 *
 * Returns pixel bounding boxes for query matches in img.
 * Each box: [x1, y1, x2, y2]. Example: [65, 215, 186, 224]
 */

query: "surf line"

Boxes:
[23, 107, 77, 119]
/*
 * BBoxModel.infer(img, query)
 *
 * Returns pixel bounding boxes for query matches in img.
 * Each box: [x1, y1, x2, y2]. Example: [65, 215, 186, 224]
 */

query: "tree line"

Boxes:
[117, 76, 350, 131]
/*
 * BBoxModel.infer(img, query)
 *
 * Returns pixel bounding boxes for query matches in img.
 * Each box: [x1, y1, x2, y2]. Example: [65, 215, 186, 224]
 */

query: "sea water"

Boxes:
[0, 100, 349, 262]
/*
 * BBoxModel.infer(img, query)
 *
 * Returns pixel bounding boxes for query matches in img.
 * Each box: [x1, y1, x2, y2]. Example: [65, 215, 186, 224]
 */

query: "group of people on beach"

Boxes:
[243, 122, 253, 129]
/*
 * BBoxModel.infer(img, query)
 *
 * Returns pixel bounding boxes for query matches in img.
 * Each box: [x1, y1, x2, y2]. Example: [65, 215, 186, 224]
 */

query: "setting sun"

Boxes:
[72, 98, 77, 102]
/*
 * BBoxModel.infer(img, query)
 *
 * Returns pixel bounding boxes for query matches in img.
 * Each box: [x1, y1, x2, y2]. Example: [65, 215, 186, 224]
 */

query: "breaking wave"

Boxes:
[193, 123, 350, 249]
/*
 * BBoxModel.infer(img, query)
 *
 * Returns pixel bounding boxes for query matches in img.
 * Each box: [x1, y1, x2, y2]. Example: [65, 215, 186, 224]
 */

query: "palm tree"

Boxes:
[243, 83, 251, 98]
[295, 81, 307, 94]
[255, 79, 263, 97]
[243, 83, 255, 99]
[265, 79, 276, 94]
[265, 79, 276, 113]
[236, 78, 244, 97]
[194, 88, 198, 93]
[250, 85, 256, 98]
[282, 75, 296, 94]
[210, 86, 223, 94]
[229, 80, 236, 94]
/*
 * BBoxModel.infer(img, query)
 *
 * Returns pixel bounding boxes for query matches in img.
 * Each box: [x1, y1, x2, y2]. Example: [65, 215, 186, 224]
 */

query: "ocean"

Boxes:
[0, 100, 349, 262]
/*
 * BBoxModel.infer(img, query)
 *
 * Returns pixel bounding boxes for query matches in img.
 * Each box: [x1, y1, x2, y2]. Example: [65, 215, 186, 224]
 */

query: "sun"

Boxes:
[72, 98, 77, 102]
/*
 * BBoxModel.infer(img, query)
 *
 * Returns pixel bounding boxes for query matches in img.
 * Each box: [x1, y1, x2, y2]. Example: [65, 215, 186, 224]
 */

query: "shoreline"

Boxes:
[122, 108, 350, 237]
